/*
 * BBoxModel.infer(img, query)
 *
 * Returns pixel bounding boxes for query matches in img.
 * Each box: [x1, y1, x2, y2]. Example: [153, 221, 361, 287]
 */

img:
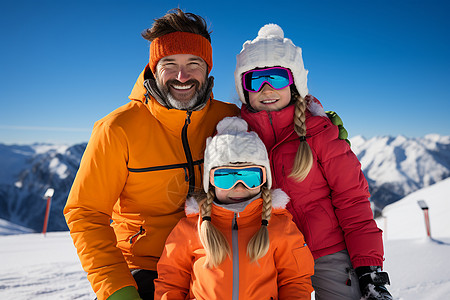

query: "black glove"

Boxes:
[325, 111, 351, 146]
[355, 266, 393, 300]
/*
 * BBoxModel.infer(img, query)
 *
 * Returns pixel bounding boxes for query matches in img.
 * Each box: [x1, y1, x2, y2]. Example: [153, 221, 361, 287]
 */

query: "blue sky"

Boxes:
[1, 0, 449, 145]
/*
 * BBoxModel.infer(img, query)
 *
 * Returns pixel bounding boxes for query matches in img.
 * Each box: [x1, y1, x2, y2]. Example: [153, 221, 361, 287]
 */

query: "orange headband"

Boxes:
[149, 31, 213, 74]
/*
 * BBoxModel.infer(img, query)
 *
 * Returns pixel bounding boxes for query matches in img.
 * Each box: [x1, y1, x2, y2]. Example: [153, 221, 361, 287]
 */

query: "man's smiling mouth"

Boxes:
[171, 84, 194, 90]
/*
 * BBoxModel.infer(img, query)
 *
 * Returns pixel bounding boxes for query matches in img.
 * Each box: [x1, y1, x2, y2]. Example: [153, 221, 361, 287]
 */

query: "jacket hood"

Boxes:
[185, 188, 290, 216]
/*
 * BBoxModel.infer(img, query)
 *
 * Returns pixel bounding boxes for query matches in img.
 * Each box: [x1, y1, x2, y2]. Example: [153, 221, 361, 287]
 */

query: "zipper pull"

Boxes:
[185, 111, 192, 125]
[233, 213, 238, 230]
[345, 267, 352, 286]
[183, 167, 188, 181]
[129, 226, 145, 244]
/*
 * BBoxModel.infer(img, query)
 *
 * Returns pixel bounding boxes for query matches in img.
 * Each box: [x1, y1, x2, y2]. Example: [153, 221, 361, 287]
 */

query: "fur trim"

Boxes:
[270, 189, 290, 209]
[185, 196, 200, 216]
[184, 189, 290, 215]
[308, 96, 327, 117]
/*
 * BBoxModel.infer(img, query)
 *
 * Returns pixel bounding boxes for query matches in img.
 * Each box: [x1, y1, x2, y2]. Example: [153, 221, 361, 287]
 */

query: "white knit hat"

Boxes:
[235, 23, 309, 104]
[203, 117, 272, 192]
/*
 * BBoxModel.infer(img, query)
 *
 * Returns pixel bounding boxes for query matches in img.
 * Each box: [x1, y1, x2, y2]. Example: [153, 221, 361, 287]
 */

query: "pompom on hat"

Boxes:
[203, 117, 272, 192]
[234, 24, 309, 104]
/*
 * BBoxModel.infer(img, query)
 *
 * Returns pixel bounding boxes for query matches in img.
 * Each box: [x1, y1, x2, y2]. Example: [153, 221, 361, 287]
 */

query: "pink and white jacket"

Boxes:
[240, 97, 384, 268]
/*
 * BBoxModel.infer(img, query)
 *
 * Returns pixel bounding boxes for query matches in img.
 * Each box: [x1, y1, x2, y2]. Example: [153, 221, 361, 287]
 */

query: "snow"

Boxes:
[0, 218, 34, 235]
[0, 231, 95, 299]
[32, 144, 69, 155]
[376, 177, 450, 240]
[49, 157, 69, 179]
[383, 238, 450, 299]
[1, 178, 450, 299]
[376, 178, 450, 298]
[349, 134, 450, 198]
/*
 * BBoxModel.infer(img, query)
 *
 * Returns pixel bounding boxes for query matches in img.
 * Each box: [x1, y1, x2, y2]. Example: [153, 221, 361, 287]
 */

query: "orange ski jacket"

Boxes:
[155, 189, 315, 300]
[63, 65, 240, 300]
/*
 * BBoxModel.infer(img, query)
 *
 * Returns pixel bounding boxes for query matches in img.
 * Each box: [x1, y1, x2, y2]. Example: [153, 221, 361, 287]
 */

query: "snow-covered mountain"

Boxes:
[0, 143, 86, 232]
[351, 134, 450, 210]
[0, 133, 449, 232]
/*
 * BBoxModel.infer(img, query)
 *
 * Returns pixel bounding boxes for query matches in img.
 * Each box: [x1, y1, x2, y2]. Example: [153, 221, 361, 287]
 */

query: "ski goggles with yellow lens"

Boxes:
[210, 166, 267, 190]
[242, 67, 294, 93]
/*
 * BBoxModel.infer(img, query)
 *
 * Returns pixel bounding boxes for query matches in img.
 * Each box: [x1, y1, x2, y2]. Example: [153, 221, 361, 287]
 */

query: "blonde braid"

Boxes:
[261, 186, 272, 222]
[247, 186, 271, 262]
[199, 189, 230, 268]
[289, 95, 313, 181]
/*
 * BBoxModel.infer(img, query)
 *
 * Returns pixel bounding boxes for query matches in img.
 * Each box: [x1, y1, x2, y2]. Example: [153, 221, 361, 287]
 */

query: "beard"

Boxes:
[156, 78, 209, 110]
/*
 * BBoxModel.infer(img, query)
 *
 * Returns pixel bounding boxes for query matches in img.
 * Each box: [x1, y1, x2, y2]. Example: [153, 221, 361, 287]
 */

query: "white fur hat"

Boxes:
[235, 23, 309, 104]
[203, 117, 272, 192]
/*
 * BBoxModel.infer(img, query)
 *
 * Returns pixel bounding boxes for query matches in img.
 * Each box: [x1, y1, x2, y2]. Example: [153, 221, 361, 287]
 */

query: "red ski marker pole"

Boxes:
[42, 188, 54, 236]
[417, 200, 431, 238]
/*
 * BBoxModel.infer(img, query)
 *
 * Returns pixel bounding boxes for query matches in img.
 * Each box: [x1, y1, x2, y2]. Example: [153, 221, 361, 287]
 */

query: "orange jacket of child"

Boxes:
[155, 189, 315, 300]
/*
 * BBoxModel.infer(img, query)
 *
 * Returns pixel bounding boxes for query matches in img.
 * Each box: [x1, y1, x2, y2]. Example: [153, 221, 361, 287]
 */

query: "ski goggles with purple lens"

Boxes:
[242, 67, 294, 93]
[210, 166, 266, 190]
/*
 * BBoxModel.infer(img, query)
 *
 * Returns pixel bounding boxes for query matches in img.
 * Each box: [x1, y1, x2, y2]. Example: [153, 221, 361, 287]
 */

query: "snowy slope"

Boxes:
[376, 177, 450, 299]
[0, 230, 95, 299]
[0, 218, 34, 235]
[1, 178, 450, 299]
[376, 177, 450, 240]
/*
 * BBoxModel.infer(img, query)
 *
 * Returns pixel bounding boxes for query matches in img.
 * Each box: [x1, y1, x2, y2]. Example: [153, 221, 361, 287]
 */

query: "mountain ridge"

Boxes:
[350, 134, 450, 212]
[1, 133, 449, 232]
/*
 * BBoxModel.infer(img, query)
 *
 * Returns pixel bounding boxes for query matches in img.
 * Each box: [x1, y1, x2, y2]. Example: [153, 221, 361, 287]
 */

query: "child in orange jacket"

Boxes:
[154, 116, 314, 299]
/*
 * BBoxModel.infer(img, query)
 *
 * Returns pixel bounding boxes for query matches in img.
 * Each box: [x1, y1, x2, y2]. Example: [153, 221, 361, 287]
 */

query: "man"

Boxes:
[64, 8, 240, 300]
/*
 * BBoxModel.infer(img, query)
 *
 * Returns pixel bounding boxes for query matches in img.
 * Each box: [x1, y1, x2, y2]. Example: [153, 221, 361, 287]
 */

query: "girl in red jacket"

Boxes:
[154, 116, 314, 299]
[234, 24, 393, 300]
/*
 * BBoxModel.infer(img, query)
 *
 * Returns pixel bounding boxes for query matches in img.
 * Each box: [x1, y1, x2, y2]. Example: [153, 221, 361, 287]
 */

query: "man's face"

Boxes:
[155, 54, 208, 110]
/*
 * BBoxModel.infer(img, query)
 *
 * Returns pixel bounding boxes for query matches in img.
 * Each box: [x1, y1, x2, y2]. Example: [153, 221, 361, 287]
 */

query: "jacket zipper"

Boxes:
[232, 213, 239, 300]
[267, 111, 277, 144]
[181, 111, 195, 196]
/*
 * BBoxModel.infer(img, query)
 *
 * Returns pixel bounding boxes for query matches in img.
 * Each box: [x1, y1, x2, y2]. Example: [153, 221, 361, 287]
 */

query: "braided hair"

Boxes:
[289, 92, 313, 181]
[247, 186, 272, 262]
[198, 189, 231, 268]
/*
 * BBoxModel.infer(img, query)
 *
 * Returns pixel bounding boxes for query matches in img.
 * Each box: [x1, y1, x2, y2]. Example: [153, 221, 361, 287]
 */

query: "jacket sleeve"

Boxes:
[154, 218, 193, 300]
[274, 216, 315, 299]
[311, 118, 384, 268]
[63, 120, 137, 300]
